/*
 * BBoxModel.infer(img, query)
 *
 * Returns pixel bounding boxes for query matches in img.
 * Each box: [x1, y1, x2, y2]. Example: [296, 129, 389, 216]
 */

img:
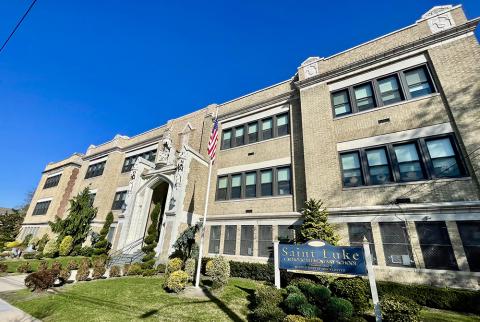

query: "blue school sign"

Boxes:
[279, 240, 367, 275]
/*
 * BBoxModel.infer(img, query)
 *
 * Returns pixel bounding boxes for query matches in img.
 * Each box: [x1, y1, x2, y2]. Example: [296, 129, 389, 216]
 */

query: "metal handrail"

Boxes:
[107, 237, 144, 267]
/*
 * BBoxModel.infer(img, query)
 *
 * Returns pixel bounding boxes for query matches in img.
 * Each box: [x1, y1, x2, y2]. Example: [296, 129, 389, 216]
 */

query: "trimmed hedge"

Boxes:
[229, 260, 274, 282]
[25, 269, 60, 291]
[381, 294, 421, 322]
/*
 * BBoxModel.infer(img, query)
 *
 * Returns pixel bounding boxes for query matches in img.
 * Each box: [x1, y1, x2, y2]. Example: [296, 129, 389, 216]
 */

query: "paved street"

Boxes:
[0, 274, 39, 321]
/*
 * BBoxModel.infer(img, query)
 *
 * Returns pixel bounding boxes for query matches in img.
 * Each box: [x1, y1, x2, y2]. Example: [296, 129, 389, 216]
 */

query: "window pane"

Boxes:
[394, 144, 425, 181]
[405, 67, 433, 98]
[217, 177, 228, 200]
[341, 152, 363, 187]
[457, 221, 480, 272]
[218, 177, 227, 189]
[261, 170, 273, 196]
[427, 138, 455, 158]
[246, 172, 256, 185]
[223, 225, 237, 255]
[208, 226, 221, 254]
[378, 76, 403, 105]
[248, 123, 258, 134]
[262, 119, 273, 140]
[245, 172, 256, 198]
[366, 148, 392, 185]
[426, 138, 460, 177]
[379, 222, 415, 267]
[277, 114, 289, 136]
[261, 170, 272, 183]
[240, 225, 254, 256]
[394, 143, 419, 162]
[416, 221, 458, 270]
[333, 90, 352, 116]
[348, 223, 377, 265]
[262, 119, 272, 130]
[248, 123, 258, 143]
[222, 130, 231, 149]
[277, 167, 291, 195]
[258, 225, 272, 258]
[354, 83, 376, 111]
[230, 175, 242, 199]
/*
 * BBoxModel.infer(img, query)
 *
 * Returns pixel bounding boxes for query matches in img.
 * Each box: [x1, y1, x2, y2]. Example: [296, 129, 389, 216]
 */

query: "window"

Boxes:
[379, 222, 415, 267]
[88, 193, 96, 207]
[240, 225, 254, 256]
[208, 225, 221, 254]
[85, 161, 106, 179]
[366, 148, 392, 185]
[230, 174, 242, 199]
[245, 172, 257, 198]
[19, 227, 40, 241]
[332, 90, 351, 117]
[378, 75, 403, 105]
[32, 201, 51, 215]
[340, 134, 465, 188]
[258, 225, 272, 258]
[348, 223, 377, 265]
[354, 83, 376, 111]
[331, 64, 435, 117]
[340, 152, 363, 187]
[416, 221, 458, 270]
[112, 191, 127, 210]
[235, 126, 245, 146]
[122, 149, 157, 173]
[278, 225, 299, 243]
[248, 122, 258, 143]
[277, 167, 291, 195]
[457, 221, 480, 272]
[404, 66, 433, 98]
[426, 137, 461, 178]
[261, 118, 273, 140]
[223, 225, 237, 255]
[107, 226, 115, 243]
[393, 143, 425, 182]
[260, 170, 273, 196]
[216, 177, 228, 200]
[276, 113, 289, 136]
[222, 130, 232, 149]
[44, 174, 61, 189]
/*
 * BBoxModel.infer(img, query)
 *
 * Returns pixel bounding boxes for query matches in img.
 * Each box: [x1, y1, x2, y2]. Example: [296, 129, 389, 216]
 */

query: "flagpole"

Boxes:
[195, 106, 219, 288]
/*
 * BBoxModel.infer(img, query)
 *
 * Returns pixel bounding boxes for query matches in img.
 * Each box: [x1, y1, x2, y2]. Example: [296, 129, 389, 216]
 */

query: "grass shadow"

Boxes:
[201, 286, 243, 322]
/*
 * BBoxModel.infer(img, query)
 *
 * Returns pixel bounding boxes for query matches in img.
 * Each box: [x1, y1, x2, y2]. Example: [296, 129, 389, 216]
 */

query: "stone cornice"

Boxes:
[218, 90, 298, 122]
[41, 162, 82, 174]
[295, 18, 480, 89]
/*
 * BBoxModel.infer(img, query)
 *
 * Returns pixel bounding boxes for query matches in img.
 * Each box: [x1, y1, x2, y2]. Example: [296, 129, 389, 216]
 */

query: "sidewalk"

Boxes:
[0, 274, 27, 292]
[0, 274, 40, 321]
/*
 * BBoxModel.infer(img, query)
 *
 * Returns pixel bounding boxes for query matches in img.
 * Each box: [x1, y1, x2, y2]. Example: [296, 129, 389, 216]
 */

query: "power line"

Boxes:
[0, 0, 38, 55]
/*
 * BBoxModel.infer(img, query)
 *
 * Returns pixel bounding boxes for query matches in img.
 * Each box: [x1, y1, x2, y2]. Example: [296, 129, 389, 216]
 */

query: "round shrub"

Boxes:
[109, 265, 121, 277]
[92, 257, 106, 279]
[43, 239, 58, 258]
[252, 304, 286, 322]
[59, 236, 73, 256]
[286, 285, 302, 294]
[324, 297, 353, 322]
[67, 260, 79, 270]
[51, 261, 62, 271]
[76, 258, 91, 281]
[283, 315, 306, 322]
[166, 258, 183, 275]
[284, 292, 308, 313]
[308, 285, 331, 308]
[165, 270, 189, 293]
[123, 264, 131, 275]
[23, 252, 36, 259]
[381, 294, 421, 322]
[127, 263, 143, 276]
[142, 269, 157, 276]
[255, 285, 284, 308]
[25, 269, 60, 291]
[184, 258, 196, 281]
[330, 277, 369, 314]
[38, 260, 49, 271]
[298, 303, 320, 319]
[17, 262, 32, 273]
[0, 262, 7, 273]
[79, 246, 93, 257]
[156, 263, 166, 274]
[5, 240, 21, 249]
[205, 256, 230, 289]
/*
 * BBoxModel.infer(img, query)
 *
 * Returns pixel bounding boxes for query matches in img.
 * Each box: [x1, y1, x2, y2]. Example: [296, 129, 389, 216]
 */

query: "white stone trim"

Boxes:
[329, 212, 480, 223]
[337, 122, 453, 151]
[125, 144, 158, 158]
[206, 217, 300, 226]
[37, 197, 53, 203]
[116, 186, 129, 192]
[89, 156, 108, 165]
[328, 54, 427, 91]
[46, 170, 63, 178]
[89, 189, 98, 194]
[217, 157, 291, 175]
[221, 104, 290, 129]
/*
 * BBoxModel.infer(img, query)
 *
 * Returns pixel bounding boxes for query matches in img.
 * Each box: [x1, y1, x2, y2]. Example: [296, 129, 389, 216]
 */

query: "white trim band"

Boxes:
[37, 197, 53, 203]
[217, 157, 291, 175]
[125, 144, 158, 158]
[221, 104, 290, 129]
[116, 186, 129, 192]
[46, 171, 63, 178]
[89, 156, 108, 165]
[337, 123, 453, 151]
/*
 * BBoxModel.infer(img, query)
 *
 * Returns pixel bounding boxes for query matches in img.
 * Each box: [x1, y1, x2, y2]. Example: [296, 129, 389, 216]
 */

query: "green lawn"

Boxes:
[0, 277, 259, 322]
[420, 308, 480, 322]
[1, 256, 84, 273]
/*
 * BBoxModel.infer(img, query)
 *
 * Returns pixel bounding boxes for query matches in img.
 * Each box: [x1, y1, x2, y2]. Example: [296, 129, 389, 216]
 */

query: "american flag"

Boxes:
[207, 117, 219, 161]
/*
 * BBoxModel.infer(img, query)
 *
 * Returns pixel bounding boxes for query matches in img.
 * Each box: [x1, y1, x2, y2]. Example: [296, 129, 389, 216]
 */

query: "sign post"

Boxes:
[273, 241, 280, 288]
[363, 238, 382, 322]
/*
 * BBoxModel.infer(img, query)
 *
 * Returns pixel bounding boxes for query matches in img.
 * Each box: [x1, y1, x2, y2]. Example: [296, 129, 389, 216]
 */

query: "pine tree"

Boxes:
[49, 188, 97, 248]
[172, 222, 201, 261]
[141, 203, 161, 269]
[300, 199, 339, 245]
[92, 212, 114, 255]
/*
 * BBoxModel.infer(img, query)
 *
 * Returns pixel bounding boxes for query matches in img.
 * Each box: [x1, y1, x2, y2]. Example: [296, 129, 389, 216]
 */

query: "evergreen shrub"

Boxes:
[25, 269, 60, 291]
[298, 303, 320, 319]
[93, 212, 114, 256]
[283, 315, 306, 322]
[109, 265, 121, 277]
[164, 270, 189, 293]
[76, 258, 91, 281]
[23, 252, 36, 259]
[51, 261, 62, 271]
[205, 256, 230, 289]
[141, 205, 161, 269]
[37, 234, 49, 253]
[323, 297, 353, 322]
[184, 258, 196, 281]
[59, 268, 71, 282]
[166, 258, 183, 275]
[92, 257, 106, 279]
[381, 294, 421, 322]
[67, 260, 78, 270]
[330, 277, 369, 314]
[43, 239, 58, 258]
[155, 263, 166, 274]
[59, 236, 73, 256]
[284, 292, 308, 313]
[38, 260, 49, 271]
[229, 260, 274, 282]
[126, 263, 142, 276]
[17, 262, 32, 273]
[142, 269, 156, 276]
[252, 305, 286, 322]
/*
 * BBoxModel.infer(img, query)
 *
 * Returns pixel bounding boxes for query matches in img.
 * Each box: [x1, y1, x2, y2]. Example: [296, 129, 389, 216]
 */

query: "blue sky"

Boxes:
[0, 1, 479, 208]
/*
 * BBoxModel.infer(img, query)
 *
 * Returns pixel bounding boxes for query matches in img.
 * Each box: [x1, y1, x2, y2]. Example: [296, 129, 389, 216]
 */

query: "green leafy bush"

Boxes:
[37, 234, 49, 253]
[79, 246, 93, 257]
[76, 258, 91, 281]
[126, 263, 143, 276]
[205, 256, 230, 289]
[92, 257, 106, 279]
[285, 285, 302, 294]
[51, 261, 62, 271]
[0, 262, 7, 272]
[38, 260, 49, 271]
[24, 269, 60, 291]
[298, 303, 320, 318]
[166, 258, 183, 275]
[306, 285, 331, 308]
[142, 269, 157, 276]
[284, 292, 308, 313]
[93, 212, 114, 256]
[156, 263, 166, 274]
[330, 277, 369, 314]
[109, 265, 121, 277]
[59, 236, 74, 256]
[17, 262, 32, 273]
[43, 239, 59, 258]
[283, 315, 306, 322]
[35, 253, 43, 260]
[378, 281, 480, 314]
[323, 297, 353, 322]
[254, 285, 284, 308]
[141, 205, 160, 269]
[123, 264, 131, 275]
[23, 252, 36, 259]
[184, 258, 196, 281]
[381, 294, 421, 322]
[165, 270, 189, 293]
[229, 260, 274, 282]
[67, 260, 79, 270]
[251, 305, 286, 322]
